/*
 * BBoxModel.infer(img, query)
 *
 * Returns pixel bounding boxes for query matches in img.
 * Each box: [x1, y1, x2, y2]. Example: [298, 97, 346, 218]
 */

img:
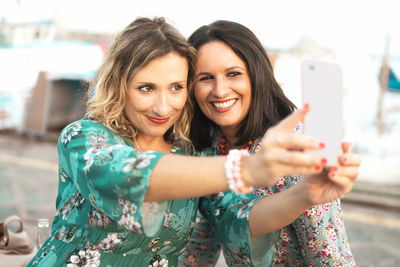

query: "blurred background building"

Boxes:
[1, 0, 399, 266]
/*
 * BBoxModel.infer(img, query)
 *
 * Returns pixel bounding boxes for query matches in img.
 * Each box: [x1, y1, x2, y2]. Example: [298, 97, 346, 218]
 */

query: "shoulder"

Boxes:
[58, 118, 119, 147]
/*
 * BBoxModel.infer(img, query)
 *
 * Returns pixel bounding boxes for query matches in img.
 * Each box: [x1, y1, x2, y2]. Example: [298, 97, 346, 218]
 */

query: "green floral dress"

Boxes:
[26, 117, 244, 267]
[179, 129, 355, 267]
[178, 145, 277, 267]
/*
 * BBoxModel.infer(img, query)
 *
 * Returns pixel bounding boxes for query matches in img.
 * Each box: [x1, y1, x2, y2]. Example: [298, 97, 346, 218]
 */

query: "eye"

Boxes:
[227, 71, 241, 78]
[198, 75, 213, 82]
[137, 85, 154, 93]
[171, 84, 184, 92]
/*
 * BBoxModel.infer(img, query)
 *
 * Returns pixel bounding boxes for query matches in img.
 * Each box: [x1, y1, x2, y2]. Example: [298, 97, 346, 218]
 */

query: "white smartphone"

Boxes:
[301, 60, 343, 166]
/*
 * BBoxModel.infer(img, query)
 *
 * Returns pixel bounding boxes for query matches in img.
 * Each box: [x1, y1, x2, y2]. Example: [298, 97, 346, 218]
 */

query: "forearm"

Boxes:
[248, 183, 312, 237]
[145, 154, 228, 201]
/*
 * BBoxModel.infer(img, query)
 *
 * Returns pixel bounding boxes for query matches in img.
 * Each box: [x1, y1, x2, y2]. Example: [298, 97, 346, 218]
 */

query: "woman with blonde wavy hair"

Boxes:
[28, 17, 358, 267]
[28, 16, 201, 267]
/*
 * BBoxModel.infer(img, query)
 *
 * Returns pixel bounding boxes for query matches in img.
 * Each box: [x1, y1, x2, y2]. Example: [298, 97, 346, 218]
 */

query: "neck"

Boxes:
[221, 126, 239, 149]
[220, 126, 254, 155]
[135, 135, 172, 153]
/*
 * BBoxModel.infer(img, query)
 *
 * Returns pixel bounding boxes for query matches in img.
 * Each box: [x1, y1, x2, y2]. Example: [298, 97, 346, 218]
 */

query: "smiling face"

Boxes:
[194, 41, 252, 135]
[125, 51, 188, 145]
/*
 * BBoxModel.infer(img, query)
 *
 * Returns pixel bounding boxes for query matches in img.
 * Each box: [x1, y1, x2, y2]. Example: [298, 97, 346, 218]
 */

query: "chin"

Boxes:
[214, 120, 235, 128]
[149, 131, 169, 138]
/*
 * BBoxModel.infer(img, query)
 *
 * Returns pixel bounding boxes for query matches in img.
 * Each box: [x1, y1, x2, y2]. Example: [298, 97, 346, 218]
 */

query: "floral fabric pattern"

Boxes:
[28, 118, 199, 267]
[179, 146, 274, 267]
[179, 212, 221, 267]
[60, 122, 82, 145]
[65, 249, 101, 267]
[180, 131, 355, 267]
[257, 175, 355, 267]
[149, 254, 169, 267]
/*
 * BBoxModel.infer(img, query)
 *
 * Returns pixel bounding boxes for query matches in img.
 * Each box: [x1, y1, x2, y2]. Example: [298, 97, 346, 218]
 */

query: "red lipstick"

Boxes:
[146, 116, 169, 124]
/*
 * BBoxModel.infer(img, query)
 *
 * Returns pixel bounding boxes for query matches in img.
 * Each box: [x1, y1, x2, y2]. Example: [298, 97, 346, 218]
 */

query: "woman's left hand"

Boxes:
[300, 141, 362, 206]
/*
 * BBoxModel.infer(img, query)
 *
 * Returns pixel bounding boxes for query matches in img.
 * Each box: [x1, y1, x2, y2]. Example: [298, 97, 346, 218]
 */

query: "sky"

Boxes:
[1, 0, 400, 55]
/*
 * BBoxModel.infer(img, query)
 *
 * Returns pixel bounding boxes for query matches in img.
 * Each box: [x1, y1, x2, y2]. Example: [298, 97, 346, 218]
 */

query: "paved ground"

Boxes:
[342, 202, 400, 267]
[1, 130, 400, 266]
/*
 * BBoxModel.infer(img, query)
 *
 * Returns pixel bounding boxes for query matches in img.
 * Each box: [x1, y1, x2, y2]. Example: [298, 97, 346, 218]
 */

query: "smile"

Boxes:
[210, 99, 237, 112]
[146, 116, 170, 124]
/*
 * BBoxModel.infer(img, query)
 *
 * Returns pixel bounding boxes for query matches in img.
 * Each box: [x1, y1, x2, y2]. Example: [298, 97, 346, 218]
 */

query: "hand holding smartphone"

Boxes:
[301, 60, 343, 166]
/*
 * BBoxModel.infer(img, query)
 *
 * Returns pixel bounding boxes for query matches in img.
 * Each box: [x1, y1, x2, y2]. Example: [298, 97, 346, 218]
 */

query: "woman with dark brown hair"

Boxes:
[180, 20, 360, 266]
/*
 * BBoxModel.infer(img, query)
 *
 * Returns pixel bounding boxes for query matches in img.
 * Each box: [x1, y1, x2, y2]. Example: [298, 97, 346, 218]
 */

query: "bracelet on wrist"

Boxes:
[224, 149, 253, 194]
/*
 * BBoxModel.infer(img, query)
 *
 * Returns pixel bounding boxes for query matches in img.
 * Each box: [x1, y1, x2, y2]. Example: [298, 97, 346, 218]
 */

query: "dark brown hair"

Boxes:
[188, 20, 296, 150]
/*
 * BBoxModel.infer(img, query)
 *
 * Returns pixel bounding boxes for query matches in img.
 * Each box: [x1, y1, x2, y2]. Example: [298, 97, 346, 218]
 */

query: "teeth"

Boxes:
[212, 99, 236, 109]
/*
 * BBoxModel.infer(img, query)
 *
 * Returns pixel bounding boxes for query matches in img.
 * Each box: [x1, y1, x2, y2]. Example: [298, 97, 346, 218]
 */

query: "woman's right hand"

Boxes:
[297, 141, 361, 206]
[242, 104, 327, 187]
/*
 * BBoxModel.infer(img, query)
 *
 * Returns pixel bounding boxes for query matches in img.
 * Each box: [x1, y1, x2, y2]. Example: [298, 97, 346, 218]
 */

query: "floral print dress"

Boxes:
[28, 118, 200, 267]
[179, 131, 355, 267]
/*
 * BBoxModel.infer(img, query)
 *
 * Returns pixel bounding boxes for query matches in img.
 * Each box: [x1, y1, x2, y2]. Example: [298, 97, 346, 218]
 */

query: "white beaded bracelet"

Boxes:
[224, 149, 253, 194]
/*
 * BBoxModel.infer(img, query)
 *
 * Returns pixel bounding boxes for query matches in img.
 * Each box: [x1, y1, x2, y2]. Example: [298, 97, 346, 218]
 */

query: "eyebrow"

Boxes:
[133, 80, 187, 86]
[195, 66, 246, 78]
[171, 80, 187, 84]
[226, 66, 246, 72]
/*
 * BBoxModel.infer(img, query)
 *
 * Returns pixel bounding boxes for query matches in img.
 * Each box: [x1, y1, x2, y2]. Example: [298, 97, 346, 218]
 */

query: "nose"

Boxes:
[212, 76, 229, 98]
[152, 91, 171, 116]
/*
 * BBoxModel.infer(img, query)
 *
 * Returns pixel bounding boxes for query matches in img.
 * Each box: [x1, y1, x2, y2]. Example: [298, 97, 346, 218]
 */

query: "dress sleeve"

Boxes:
[178, 211, 221, 267]
[58, 120, 167, 237]
[199, 192, 277, 267]
[267, 176, 356, 266]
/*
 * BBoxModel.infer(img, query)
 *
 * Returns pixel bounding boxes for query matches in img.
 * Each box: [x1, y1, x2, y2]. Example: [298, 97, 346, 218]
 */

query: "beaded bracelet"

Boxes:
[224, 149, 253, 194]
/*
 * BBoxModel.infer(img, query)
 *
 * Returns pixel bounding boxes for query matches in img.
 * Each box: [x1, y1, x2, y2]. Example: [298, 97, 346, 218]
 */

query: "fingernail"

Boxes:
[319, 142, 326, 149]
[321, 158, 327, 164]
[329, 172, 335, 179]
[345, 141, 352, 147]
[331, 166, 338, 172]
[303, 103, 310, 110]
[315, 165, 322, 171]
[341, 155, 348, 163]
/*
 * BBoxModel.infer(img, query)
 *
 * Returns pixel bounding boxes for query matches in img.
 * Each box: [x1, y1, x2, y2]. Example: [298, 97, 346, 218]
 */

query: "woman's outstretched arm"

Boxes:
[146, 105, 325, 201]
[248, 142, 361, 237]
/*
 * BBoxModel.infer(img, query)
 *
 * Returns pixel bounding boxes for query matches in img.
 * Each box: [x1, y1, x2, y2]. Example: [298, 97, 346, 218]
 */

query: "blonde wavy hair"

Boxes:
[87, 17, 196, 143]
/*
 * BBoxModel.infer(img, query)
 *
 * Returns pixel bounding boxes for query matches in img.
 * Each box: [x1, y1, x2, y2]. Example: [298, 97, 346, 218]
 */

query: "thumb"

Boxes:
[342, 141, 352, 154]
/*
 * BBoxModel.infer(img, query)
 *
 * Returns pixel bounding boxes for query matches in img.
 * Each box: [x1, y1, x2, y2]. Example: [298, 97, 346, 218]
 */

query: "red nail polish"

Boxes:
[321, 158, 327, 164]
[315, 166, 321, 171]
[331, 166, 338, 172]
[319, 142, 326, 149]
[303, 103, 310, 110]
[329, 172, 335, 178]
[342, 156, 348, 163]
